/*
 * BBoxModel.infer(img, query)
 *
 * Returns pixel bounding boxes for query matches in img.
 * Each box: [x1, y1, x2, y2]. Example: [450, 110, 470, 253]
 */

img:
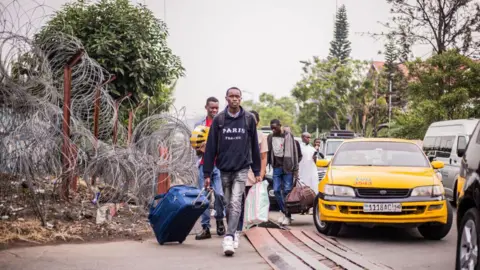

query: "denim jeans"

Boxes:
[237, 185, 252, 231]
[272, 167, 293, 217]
[221, 168, 249, 237]
[198, 165, 225, 229]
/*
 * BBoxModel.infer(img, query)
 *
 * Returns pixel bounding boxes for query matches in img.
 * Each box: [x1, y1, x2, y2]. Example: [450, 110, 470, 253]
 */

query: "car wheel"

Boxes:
[418, 201, 453, 240]
[313, 193, 341, 236]
[456, 208, 480, 270]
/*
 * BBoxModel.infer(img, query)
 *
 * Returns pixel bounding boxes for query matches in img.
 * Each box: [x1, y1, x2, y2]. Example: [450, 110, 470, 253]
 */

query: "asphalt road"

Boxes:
[281, 211, 458, 270]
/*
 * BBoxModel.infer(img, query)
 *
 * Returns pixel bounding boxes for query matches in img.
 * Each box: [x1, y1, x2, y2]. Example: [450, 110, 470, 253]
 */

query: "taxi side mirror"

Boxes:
[316, 159, 330, 167]
[431, 160, 444, 170]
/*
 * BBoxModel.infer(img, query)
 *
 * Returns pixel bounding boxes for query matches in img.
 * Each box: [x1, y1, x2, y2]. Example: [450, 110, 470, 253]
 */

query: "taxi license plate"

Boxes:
[363, 203, 402, 213]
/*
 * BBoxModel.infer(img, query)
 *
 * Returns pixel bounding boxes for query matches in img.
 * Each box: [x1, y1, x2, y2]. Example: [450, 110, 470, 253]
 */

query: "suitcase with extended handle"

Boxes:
[148, 185, 211, 245]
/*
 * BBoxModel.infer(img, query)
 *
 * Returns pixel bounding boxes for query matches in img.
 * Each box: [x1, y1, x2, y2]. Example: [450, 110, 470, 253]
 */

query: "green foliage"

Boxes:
[390, 50, 480, 138]
[292, 57, 372, 134]
[36, 0, 184, 104]
[328, 4, 351, 63]
[384, 38, 398, 75]
[121, 81, 177, 127]
[242, 93, 301, 135]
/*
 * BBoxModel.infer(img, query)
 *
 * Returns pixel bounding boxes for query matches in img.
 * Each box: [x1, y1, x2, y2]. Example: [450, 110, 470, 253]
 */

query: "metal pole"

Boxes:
[316, 104, 319, 138]
[127, 110, 133, 145]
[388, 78, 392, 135]
[61, 49, 84, 200]
[373, 74, 378, 138]
[93, 76, 116, 145]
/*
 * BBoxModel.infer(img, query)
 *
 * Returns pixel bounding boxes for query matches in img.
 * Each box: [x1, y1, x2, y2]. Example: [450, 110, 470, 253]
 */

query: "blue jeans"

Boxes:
[198, 165, 225, 229]
[273, 167, 293, 217]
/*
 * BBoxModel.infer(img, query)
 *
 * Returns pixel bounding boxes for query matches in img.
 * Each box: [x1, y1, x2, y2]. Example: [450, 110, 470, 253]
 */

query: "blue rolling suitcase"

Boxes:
[148, 185, 211, 245]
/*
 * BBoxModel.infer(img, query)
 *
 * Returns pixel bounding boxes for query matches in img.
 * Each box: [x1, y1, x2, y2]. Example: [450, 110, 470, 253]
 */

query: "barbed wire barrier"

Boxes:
[0, 0, 197, 239]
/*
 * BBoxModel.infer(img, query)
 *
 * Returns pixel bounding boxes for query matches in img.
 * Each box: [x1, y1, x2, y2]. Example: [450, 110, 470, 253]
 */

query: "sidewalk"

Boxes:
[0, 235, 270, 270]
[0, 218, 271, 270]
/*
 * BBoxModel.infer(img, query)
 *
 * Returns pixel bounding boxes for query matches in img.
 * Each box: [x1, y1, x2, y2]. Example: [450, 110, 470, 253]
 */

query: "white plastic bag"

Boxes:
[243, 180, 270, 229]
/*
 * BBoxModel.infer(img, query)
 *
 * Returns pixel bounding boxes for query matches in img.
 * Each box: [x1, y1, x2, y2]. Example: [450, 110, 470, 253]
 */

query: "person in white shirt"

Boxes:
[299, 132, 319, 195]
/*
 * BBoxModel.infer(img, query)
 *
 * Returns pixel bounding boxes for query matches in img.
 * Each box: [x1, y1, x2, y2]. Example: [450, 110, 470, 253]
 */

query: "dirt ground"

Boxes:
[0, 173, 154, 250]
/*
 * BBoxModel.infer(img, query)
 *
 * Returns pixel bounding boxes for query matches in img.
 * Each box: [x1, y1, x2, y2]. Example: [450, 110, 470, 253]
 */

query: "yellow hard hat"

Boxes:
[190, 125, 210, 149]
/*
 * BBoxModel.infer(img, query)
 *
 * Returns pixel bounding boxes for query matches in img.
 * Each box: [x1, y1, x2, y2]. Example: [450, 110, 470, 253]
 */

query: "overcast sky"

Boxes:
[3, 0, 431, 120]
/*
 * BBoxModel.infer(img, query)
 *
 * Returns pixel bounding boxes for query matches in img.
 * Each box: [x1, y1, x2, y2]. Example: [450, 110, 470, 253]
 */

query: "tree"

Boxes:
[292, 57, 373, 134]
[36, 0, 184, 104]
[379, 0, 480, 60]
[121, 81, 177, 127]
[384, 38, 398, 75]
[390, 50, 480, 138]
[379, 39, 409, 110]
[329, 5, 352, 63]
[242, 93, 301, 135]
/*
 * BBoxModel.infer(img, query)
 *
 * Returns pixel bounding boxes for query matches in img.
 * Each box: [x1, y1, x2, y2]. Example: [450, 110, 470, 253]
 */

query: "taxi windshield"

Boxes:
[332, 141, 430, 167]
[325, 141, 343, 155]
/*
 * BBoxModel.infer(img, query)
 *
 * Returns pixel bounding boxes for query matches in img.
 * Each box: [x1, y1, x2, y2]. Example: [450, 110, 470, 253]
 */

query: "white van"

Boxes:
[422, 119, 480, 203]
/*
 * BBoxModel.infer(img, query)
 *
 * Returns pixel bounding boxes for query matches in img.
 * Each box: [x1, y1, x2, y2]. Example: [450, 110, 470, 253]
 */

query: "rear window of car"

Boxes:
[332, 141, 430, 167]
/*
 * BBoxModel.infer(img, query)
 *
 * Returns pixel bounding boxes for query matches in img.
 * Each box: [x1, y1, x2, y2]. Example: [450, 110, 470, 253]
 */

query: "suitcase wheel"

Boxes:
[160, 242, 165, 245]
[178, 241, 183, 244]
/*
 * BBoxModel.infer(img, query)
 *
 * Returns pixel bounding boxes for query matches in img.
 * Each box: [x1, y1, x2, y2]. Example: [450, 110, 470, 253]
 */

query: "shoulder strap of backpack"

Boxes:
[215, 111, 225, 152]
[216, 111, 225, 129]
[244, 111, 252, 132]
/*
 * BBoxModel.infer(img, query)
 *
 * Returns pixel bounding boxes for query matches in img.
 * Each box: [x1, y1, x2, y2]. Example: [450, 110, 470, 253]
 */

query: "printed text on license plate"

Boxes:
[363, 203, 402, 212]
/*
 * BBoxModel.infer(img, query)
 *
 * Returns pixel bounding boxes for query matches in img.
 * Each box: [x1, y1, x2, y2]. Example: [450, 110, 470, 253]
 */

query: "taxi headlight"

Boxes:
[324, 184, 355, 197]
[411, 185, 444, 197]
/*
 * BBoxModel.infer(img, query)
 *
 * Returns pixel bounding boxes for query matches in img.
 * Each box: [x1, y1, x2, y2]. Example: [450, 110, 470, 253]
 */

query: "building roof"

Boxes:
[371, 61, 409, 77]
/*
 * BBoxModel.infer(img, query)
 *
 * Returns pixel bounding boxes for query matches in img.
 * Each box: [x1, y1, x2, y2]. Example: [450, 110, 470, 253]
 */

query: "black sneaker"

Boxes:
[195, 227, 211, 240]
[216, 220, 226, 236]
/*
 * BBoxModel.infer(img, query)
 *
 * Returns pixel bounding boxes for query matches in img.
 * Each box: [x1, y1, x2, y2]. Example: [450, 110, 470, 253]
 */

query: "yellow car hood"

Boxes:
[329, 166, 436, 189]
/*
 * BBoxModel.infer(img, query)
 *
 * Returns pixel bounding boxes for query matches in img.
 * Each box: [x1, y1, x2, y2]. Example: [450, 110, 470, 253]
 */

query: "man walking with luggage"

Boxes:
[193, 97, 226, 240]
[267, 119, 301, 226]
[203, 87, 261, 256]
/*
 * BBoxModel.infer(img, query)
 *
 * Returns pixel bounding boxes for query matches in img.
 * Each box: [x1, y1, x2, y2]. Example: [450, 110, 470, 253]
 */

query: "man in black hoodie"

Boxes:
[203, 86, 261, 256]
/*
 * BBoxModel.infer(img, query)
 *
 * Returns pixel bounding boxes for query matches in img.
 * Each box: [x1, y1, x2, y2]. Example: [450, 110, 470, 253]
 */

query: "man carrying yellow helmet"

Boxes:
[191, 97, 226, 240]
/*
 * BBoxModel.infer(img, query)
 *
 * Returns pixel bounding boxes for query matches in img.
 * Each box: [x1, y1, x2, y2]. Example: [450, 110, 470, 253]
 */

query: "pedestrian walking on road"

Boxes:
[202, 87, 262, 256]
[267, 119, 301, 226]
[237, 110, 269, 245]
[299, 132, 319, 196]
[193, 97, 226, 240]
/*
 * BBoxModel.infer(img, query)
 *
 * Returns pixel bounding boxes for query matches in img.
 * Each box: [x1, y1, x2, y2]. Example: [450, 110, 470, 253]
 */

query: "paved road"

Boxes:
[0, 212, 457, 270]
[0, 234, 270, 270]
[276, 211, 457, 270]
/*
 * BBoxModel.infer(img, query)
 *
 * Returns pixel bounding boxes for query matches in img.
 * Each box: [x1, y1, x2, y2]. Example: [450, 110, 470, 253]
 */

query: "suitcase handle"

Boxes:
[192, 188, 213, 208]
[153, 194, 166, 201]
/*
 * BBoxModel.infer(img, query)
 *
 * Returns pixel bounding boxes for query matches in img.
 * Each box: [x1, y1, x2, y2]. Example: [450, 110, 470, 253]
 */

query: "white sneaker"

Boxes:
[277, 215, 285, 224]
[282, 216, 292, 226]
[234, 231, 240, 249]
[222, 236, 235, 256]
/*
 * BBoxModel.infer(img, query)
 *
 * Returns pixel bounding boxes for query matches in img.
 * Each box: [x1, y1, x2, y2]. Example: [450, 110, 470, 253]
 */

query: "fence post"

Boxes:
[127, 110, 133, 145]
[93, 75, 116, 146]
[157, 147, 170, 194]
[61, 49, 84, 200]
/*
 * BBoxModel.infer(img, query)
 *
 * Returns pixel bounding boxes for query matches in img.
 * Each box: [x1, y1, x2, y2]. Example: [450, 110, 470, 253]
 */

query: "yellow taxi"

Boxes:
[313, 138, 452, 240]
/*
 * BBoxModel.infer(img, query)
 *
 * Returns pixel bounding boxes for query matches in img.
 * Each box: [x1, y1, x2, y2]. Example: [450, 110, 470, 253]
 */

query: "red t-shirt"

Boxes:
[199, 117, 213, 165]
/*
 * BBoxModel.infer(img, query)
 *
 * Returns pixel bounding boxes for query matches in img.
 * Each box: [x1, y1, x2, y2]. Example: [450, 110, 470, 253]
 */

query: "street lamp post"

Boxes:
[388, 73, 394, 136]
[305, 98, 320, 138]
